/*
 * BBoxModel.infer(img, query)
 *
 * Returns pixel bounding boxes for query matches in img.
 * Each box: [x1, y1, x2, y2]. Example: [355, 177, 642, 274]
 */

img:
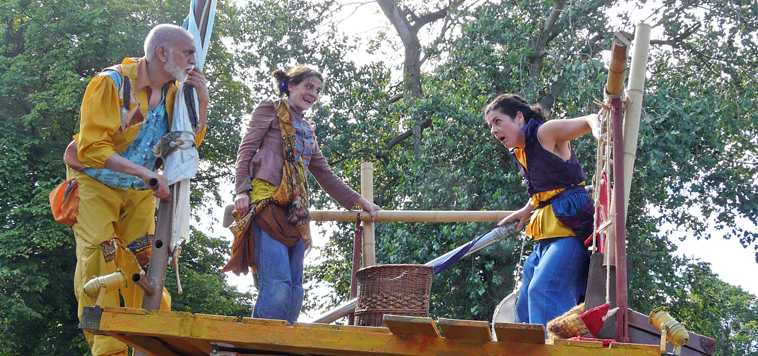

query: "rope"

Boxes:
[152, 130, 198, 159]
[515, 232, 527, 281]
[169, 130, 198, 149]
[592, 92, 619, 305]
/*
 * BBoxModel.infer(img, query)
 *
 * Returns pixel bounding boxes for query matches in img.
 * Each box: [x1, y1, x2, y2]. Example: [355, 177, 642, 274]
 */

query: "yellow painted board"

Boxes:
[438, 318, 492, 340]
[241, 317, 290, 326]
[302, 323, 392, 334]
[554, 339, 603, 348]
[384, 315, 440, 337]
[104, 306, 148, 315]
[493, 322, 545, 344]
[609, 342, 659, 351]
[194, 313, 239, 322]
[88, 308, 662, 356]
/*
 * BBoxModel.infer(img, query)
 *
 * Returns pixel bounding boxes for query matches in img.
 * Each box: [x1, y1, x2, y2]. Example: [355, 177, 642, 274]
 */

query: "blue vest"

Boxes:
[512, 119, 586, 196]
[82, 70, 169, 190]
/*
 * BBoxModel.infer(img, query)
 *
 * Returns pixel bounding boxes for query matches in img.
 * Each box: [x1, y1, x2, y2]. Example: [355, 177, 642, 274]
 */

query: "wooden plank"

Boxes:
[609, 342, 660, 351]
[437, 318, 492, 340]
[298, 322, 391, 334]
[554, 339, 603, 348]
[493, 322, 545, 344]
[241, 317, 290, 327]
[90, 307, 664, 356]
[158, 336, 210, 356]
[107, 306, 150, 315]
[195, 313, 239, 322]
[384, 315, 440, 337]
[549, 339, 659, 356]
[106, 332, 182, 356]
[80, 307, 105, 335]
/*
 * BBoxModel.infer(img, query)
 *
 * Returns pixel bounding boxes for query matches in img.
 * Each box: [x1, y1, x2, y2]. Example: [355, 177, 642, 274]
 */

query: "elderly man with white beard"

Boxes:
[60, 23, 209, 356]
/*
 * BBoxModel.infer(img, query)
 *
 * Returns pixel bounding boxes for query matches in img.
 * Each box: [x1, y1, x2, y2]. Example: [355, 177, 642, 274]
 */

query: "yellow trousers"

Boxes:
[70, 169, 171, 356]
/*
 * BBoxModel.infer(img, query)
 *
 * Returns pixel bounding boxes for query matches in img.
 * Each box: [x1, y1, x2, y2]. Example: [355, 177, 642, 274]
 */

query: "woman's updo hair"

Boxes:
[272, 65, 324, 97]
[484, 94, 547, 124]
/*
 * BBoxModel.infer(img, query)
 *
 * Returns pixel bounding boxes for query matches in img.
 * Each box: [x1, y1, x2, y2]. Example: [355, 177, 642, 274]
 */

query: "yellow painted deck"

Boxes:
[80, 306, 660, 356]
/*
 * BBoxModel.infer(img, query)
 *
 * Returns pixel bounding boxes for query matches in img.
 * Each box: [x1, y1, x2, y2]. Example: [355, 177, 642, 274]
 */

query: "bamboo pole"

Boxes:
[361, 163, 376, 267]
[622, 23, 651, 224]
[310, 210, 514, 223]
[606, 39, 628, 95]
[603, 35, 628, 267]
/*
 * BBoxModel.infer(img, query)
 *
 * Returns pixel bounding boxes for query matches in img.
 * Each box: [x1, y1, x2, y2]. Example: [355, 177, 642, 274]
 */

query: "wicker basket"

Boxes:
[354, 264, 434, 327]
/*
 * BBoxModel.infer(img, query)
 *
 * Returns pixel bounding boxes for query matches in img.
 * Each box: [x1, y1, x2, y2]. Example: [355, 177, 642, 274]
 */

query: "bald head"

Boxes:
[144, 24, 194, 61]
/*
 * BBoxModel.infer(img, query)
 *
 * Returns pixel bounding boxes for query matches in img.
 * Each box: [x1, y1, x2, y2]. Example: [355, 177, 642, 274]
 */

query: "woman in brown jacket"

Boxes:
[229, 65, 380, 324]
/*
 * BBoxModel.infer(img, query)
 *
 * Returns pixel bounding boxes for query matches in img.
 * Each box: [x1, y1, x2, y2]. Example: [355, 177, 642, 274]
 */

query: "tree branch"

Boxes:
[387, 93, 404, 105]
[412, 8, 448, 31]
[376, 117, 433, 157]
[376, 0, 414, 45]
[650, 22, 701, 47]
[527, 0, 567, 96]
[420, 10, 455, 66]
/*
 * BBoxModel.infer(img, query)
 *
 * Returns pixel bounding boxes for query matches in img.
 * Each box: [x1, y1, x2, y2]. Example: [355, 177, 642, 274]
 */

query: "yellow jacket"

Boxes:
[74, 57, 206, 169]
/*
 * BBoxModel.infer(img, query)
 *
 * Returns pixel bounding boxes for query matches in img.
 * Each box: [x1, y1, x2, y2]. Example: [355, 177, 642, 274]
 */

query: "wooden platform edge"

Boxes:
[80, 307, 105, 335]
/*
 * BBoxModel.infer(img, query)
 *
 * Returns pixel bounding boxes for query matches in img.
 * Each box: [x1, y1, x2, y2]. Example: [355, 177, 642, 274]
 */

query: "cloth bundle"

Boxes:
[547, 303, 617, 346]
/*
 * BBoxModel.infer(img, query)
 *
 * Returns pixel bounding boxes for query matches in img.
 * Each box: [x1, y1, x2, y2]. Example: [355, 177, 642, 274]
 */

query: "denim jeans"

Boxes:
[516, 235, 589, 329]
[252, 221, 306, 324]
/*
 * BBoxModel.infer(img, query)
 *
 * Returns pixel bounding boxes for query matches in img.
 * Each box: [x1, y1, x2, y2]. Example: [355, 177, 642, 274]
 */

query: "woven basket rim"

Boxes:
[356, 264, 434, 275]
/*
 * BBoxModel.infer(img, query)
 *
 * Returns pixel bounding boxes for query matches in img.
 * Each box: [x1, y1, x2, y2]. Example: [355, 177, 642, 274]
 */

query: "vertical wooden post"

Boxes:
[348, 215, 363, 325]
[361, 163, 376, 267]
[612, 97, 629, 343]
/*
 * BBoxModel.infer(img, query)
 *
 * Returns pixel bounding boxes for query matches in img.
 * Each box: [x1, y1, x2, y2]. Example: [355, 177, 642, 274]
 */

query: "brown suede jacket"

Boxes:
[234, 99, 359, 210]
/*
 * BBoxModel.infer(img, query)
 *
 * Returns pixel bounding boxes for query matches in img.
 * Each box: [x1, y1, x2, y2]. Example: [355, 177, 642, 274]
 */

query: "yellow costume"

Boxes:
[71, 57, 205, 356]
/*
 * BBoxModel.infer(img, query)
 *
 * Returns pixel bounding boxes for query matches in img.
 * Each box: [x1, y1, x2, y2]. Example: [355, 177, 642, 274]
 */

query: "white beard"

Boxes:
[165, 58, 192, 83]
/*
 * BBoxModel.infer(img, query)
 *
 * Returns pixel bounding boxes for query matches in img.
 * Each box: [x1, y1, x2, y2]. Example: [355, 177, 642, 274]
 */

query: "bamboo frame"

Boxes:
[361, 162, 376, 266]
[310, 210, 514, 223]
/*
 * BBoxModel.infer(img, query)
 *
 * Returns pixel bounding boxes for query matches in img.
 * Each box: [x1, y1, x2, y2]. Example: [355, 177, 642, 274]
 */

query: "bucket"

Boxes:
[354, 264, 434, 327]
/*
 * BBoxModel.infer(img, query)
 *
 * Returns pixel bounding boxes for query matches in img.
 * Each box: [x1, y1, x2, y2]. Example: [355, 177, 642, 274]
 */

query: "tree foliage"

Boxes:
[295, 0, 758, 354]
[0, 0, 251, 354]
[1, 0, 757, 355]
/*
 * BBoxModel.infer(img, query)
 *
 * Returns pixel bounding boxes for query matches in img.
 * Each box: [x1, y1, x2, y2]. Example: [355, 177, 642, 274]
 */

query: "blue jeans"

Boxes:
[516, 236, 589, 329]
[252, 221, 306, 324]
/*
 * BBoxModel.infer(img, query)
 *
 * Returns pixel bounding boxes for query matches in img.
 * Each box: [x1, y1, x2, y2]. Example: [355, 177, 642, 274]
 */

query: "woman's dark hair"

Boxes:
[272, 65, 324, 97]
[484, 94, 547, 124]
